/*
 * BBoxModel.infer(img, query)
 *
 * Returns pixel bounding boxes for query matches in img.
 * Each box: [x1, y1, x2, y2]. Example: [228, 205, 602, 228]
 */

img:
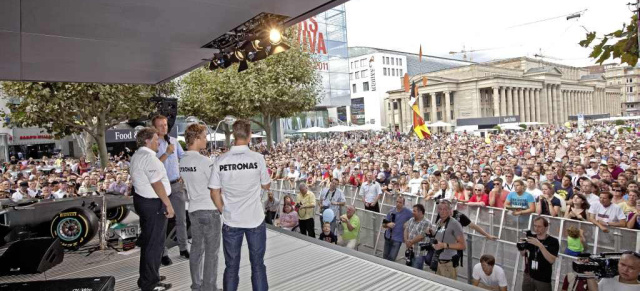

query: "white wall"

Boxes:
[348, 52, 407, 126]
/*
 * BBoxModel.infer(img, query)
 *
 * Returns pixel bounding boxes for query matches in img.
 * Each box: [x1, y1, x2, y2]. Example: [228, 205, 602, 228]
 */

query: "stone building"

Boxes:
[386, 57, 623, 131]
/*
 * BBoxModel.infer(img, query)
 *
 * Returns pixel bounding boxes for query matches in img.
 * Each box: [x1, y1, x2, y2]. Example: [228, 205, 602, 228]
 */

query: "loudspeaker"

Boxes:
[150, 96, 178, 132]
[0, 237, 63, 274]
[0, 276, 115, 291]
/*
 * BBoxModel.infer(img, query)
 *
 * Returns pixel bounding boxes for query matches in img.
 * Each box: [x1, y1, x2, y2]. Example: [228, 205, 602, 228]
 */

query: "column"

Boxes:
[418, 93, 425, 114]
[524, 88, 530, 122]
[500, 87, 506, 116]
[556, 85, 563, 123]
[546, 85, 552, 123]
[518, 88, 525, 121]
[444, 91, 451, 122]
[492, 87, 500, 117]
[564, 90, 569, 121]
[514, 87, 520, 118]
[506, 87, 513, 116]
[431, 93, 437, 122]
[529, 88, 535, 122]
[535, 88, 541, 122]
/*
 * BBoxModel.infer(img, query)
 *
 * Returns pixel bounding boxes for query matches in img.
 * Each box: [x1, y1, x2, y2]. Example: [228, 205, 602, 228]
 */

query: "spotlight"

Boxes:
[208, 60, 218, 70]
[219, 54, 232, 69]
[247, 50, 268, 62]
[229, 50, 245, 63]
[269, 28, 282, 45]
[270, 42, 290, 55]
[241, 39, 262, 53]
[238, 60, 249, 72]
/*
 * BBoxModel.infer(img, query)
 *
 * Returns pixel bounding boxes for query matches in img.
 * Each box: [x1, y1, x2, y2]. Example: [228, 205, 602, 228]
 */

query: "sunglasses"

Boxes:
[474, 189, 483, 192]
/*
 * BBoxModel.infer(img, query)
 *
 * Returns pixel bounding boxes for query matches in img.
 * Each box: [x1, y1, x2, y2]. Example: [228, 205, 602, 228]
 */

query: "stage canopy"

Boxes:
[0, 0, 346, 84]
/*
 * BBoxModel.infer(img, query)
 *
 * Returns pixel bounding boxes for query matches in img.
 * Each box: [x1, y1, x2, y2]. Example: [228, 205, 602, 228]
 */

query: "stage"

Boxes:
[0, 227, 477, 290]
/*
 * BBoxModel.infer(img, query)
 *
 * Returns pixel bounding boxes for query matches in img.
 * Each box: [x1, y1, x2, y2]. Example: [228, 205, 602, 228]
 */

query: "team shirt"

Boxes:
[209, 145, 270, 228]
[472, 264, 508, 288]
[131, 147, 171, 199]
[179, 151, 216, 212]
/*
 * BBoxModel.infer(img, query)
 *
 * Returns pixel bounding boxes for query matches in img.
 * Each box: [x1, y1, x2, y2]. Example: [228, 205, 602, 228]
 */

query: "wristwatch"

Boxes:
[445, 243, 449, 249]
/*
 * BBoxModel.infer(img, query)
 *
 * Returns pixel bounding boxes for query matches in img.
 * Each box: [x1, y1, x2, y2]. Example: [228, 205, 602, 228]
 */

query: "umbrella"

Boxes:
[519, 121, 547, 126]
[355, 124, 383, 131]
[427, 121, 453, 127]
[454, 125, 478, 132]
[500, 123, 524, 131]
[297, 126, 326, 133]
[326, 125, 357, 132]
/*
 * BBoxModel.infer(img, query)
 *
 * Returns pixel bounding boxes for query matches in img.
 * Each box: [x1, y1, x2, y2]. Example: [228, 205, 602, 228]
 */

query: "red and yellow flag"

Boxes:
[406, 76, 431, 139]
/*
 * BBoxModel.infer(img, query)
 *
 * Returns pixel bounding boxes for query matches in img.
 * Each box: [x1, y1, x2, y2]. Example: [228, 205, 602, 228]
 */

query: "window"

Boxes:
[437, 112, 442, 120]
[393, 102, 398, 110]
[399, 59, 402, 66]
[363, 82, 370, 92]
[355, 71, 360, 79]
[391, 58, 395, 65]
[388, 103, 391, 110]
[360, 59, 365, 67]
[350, 62, 354, 69]
[396, 69, 399, 76]
[630, 87, 634, 93]
[386, 57, 390, 64]
[362, 70, 368, 78]
[450, 110, 454, 120]
[399, 69, 403, 76]
[424, 112, 430, 121]
[349, 73, 353, 80]
[383, 68, 387, 76]
[352, 84, 357, 93]
[423, 94, 430, 107]
[436, 95, 442, 106]
[392, 69, 395, 76]
[450, 94, 454, 105]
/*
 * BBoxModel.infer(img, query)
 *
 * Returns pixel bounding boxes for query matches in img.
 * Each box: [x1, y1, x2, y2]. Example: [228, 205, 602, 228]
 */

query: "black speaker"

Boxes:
[150, 96, 178, 132]
[0, 237, 63, 274]
[0, 276, 115, 291]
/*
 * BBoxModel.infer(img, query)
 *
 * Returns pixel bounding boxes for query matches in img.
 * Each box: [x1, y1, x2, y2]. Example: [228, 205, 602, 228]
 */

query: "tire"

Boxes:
[50, 207, 99, 249]
[106, 205, 129, 223]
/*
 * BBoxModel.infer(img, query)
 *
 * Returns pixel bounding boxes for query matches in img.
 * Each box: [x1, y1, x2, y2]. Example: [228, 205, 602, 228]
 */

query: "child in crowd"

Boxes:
[318, 222, 337, 244]
[564, 226, 585, 257]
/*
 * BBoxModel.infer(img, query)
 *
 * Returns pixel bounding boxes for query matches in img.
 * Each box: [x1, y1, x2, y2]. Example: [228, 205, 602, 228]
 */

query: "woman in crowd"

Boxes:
[419, 180, 430, 198]
[619, 189, 637, 216]
[625, 190, 640, 229]
[398, 176, 409, 193]
[564, 193, 590, 221]
[454, 184, 471, 202]
[467, 184, 489, 206]
[278, 204, 298, 231]
[537, 182, 562, 217]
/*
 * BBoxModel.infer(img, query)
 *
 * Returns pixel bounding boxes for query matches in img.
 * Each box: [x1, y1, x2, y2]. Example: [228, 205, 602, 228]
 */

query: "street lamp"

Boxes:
[213, 115, 236, 150]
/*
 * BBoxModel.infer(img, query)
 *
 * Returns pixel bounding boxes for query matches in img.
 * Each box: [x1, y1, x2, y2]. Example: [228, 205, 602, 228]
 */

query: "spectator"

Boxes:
[296, 183, 316, 238]
[403, 204, 432, 270]
[319, 178, 346, 233]
[408, 171, 423, 195]
[339, 206, 360, 249]
[626, 191, 640, 230]
[586, 251, 640, 290]
[526, 176, 543, 200]
[278, 203, 298, 231]
[505, 180, 536, 216]
[318, 222, 337, 244]
[361, 171, 382, 212]
[557, 175, 574, 201]
[606, 157, 624, 180]
[468, 184, 490, 206]
[564, 226, 585, 257]
[489, 178, 509, 208]
[610, 182, 626, 205]
[263, 191, 278, 225]
[472, 254, 508, 291]
[588, 192, 627, 233]
[107, 175, 127, 195]
[536, 182, 562, 217]
[419, 180, 430, 198]
[477, 170, 495, 193]
[521, 217, 559, 291]
[564, 194, 590, 221]
[382, 195, 412, 261]
[430, 200, 466, 280]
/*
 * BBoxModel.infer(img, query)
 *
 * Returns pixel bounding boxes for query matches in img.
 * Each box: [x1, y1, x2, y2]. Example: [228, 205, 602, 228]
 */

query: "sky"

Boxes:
[345, 0, 633, 67]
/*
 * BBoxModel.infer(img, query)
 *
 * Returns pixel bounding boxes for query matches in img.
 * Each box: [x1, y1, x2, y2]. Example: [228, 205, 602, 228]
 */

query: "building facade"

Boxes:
[346, 47, 471, 126]
[603, 65, 640, 116]
[386, 57, 624, 131]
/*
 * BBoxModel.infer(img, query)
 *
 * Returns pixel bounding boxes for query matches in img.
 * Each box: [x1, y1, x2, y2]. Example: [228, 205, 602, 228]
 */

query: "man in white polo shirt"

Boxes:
[131, 127, 174, 291]
[472, 254, 508, 291]
[179, 123, 221, 291]
[209, 120, 270, 291]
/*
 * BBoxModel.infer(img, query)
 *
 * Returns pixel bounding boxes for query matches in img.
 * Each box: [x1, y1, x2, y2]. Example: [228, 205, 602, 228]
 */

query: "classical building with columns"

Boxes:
[385, 57, 623, 131]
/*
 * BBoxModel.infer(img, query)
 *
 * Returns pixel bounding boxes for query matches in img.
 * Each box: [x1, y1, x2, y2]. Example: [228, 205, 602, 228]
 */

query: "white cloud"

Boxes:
[345, 0, 632, 67]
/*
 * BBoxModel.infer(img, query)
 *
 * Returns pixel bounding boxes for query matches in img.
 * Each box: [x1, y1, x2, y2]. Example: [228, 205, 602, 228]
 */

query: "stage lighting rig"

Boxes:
[202, 13, 290, 72]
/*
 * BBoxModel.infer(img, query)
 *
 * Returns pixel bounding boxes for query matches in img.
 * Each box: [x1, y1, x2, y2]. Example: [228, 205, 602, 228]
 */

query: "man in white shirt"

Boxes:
[525, 177, 542, 200]
[408, 171, 423, 195]
[209, 120, 270, 291]
[179, 123, 221, 291]
[472, 255, 508, 291]
[587, 251, 640, 291]
[360, 171, 382, 212]
[588, 192, 627, 233]
[130, 127, 174, 291]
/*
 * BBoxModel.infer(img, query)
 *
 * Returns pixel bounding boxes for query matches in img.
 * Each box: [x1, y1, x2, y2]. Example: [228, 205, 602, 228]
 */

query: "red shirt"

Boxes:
[469, 193, 489, 206]
[491, 189, 510, 208]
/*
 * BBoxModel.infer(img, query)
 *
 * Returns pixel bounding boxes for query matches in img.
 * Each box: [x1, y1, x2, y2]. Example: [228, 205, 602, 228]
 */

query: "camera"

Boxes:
[572, 253, 620, 278]
[383, 213, 396, 225]
[516, 230, 535, 251]
[405, 249, 415, 266]
[419, 237, 438, 252]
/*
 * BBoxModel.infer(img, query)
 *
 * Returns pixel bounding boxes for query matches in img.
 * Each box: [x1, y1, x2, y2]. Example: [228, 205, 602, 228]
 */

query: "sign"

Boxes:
[11, 127, 55, 145]
[106, 129, 138, 143]
[457, 116, 521, 126]
[577, 114, 585, 131]
[297, 17, 329, 72]
[19, 134, 52, 140]
[350, 98, 365, 125]
[369, 56, 376, 91]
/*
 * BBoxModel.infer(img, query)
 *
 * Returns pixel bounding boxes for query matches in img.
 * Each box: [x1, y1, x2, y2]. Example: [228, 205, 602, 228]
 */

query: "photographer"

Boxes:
[382, 195, 412, 261]
[430, 200, 466, 280]
[319, 178, 346, 233]
[520, 216, 559, 291]
[586, 251, 640, 290]
[403, 204, 432, 270]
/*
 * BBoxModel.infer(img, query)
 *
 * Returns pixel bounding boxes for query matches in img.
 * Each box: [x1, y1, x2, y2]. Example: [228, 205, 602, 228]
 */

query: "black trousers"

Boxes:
[365, 201, 380, 213]
[134, 194, 168, 291]
[264, 211, 277, 225]
[299, 218, 315, 238]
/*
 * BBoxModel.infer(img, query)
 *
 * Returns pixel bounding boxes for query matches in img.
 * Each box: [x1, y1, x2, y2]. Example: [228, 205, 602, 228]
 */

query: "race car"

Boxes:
[0, 194, 133, 249]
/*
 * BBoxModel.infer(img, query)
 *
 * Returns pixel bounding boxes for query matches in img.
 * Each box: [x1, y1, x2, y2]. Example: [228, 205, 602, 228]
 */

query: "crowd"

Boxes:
[259, 122, 640, 291]
[0, 153, 133, 202]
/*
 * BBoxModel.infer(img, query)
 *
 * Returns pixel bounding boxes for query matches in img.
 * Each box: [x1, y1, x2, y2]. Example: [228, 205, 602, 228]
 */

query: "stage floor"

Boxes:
[0, 229, 474, 290]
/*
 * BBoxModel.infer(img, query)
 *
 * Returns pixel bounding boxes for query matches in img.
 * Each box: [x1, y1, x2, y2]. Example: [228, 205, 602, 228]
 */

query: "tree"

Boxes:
[579, 14, 639, 66]
[180, 29, 321, 148]
[0, 82, 176, 168]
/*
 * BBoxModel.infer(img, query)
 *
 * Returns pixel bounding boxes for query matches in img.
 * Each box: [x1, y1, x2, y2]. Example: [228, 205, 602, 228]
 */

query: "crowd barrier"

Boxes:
[264, 180, 640, 291]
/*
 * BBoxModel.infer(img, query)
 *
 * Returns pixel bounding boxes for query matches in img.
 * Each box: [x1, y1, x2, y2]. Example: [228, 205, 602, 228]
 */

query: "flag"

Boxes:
[419, 45, 423, 62]
[408, 79, 431, 139]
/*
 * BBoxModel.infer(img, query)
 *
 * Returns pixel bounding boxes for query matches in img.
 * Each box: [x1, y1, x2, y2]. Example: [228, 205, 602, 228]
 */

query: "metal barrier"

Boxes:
[266, 183, 640, 291]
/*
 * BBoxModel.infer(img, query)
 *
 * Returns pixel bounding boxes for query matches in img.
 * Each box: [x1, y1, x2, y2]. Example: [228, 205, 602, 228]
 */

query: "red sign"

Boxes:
[19, 135, 52, 140]
[297, 17, 327, 55]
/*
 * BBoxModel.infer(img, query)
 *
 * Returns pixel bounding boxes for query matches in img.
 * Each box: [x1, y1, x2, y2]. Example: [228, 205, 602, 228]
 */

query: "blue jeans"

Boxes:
[411, 251, 425, 270]
[222, 221, 268, 291]
[189, 210, 221, 291]
[383, 238, 402, 261]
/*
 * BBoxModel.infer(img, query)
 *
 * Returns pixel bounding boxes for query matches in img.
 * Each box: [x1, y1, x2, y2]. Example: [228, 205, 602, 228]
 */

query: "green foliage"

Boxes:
[493, 125, 502, 133]
[178, 140, 187, 150]
[518, 124, 527, 129]
[180, 30, 321, 148]
[579, 14, 638, 66]
[615, 119, 625, 126]
[0, 81, 176, 167]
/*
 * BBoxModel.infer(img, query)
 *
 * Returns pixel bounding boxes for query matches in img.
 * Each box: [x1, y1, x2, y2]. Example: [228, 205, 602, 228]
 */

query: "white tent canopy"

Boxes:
[427, 121, 453, 127]
[355, 124, 383, 131]
[297, 126, 326, 133]
[326, 125, 357, 132]
[454, 125, 478, 132]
